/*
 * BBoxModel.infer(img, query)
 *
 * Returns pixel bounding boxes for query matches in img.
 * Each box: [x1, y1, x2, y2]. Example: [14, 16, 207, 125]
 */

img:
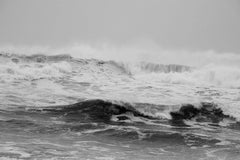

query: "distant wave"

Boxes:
[138, 62, 192, 73]
[0, 52, 73, 62]
[0, 52, 192, 73]
[0, 53, 192, 81]
[0, 52, 240, 87]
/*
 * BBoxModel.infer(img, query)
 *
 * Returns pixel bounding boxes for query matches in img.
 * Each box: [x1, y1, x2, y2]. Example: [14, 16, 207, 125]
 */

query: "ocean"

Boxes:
[0, 50, 240, 160]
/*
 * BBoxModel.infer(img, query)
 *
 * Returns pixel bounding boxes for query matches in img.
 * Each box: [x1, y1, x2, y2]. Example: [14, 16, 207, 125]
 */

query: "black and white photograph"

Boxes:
[0, 0, 240, 159]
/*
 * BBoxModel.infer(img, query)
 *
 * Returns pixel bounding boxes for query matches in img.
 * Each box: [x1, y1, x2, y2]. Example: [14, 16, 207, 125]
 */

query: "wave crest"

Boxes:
[0, 52, 240, 87]
[138, 62, 192, 73]
[27, 99, 236, 126]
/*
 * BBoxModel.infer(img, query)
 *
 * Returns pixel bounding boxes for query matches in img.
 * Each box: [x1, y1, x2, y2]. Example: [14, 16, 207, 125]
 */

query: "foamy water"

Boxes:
[0, 46, 240, 160]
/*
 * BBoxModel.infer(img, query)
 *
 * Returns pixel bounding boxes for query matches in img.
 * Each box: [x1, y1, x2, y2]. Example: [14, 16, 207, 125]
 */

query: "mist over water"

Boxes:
[1, 42, 240, 66]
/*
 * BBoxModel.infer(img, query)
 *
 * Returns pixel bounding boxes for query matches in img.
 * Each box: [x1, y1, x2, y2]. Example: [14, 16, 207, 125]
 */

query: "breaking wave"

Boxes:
[1, 45, 240, 159]
[3, 99, 238, 151]
[0, 52, 240, 87]
[26, 99, 237, 125]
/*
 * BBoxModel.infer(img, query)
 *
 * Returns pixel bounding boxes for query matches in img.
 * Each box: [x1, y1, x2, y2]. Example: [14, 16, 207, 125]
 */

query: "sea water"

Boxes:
[0, 47, 240, 160]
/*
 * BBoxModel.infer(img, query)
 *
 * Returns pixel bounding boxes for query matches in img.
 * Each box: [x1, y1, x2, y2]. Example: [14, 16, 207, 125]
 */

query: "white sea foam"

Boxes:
[0, 44, 240, 120]
[0, 53, 239, 88]
[0, 61, 72, 81]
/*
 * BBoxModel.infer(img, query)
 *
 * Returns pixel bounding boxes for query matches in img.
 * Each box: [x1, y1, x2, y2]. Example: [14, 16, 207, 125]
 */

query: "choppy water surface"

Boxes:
[0, 53, 240, 160]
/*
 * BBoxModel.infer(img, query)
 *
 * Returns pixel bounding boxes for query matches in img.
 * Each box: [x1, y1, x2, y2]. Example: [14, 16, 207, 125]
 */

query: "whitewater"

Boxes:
[0, 45, 240, 160]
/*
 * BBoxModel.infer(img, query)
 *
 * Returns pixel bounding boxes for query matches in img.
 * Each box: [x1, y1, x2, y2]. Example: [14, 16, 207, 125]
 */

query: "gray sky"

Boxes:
[0, 0, 240, 53]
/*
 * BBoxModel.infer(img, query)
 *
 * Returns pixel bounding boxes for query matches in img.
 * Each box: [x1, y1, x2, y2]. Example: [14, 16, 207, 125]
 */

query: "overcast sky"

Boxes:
[0, 0, 239, 53]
